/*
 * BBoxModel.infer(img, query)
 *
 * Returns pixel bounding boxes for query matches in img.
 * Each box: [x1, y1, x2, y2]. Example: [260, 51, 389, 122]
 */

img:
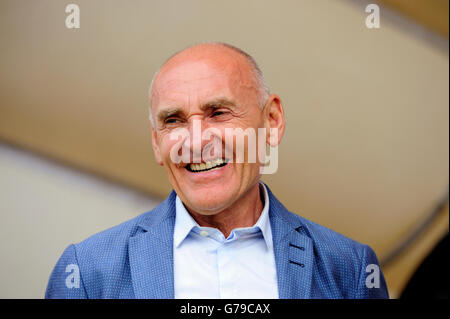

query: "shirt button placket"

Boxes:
[217, 242, 236, 299]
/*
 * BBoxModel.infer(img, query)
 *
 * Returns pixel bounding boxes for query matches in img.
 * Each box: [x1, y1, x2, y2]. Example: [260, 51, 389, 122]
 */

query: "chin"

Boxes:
[182, 187, 236, 215]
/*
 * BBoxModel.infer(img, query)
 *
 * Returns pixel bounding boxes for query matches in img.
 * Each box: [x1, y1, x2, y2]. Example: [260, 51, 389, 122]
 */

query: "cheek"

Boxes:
[158, 135, 178, 162]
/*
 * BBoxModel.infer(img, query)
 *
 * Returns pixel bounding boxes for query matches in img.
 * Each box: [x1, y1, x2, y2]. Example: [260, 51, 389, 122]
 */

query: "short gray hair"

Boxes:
[148, 42, 270, 126]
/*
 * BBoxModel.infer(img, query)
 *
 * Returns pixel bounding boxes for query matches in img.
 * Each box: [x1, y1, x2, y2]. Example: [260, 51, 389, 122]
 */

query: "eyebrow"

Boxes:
[156, 97, 237, 123]
[157, 107, 185, 123]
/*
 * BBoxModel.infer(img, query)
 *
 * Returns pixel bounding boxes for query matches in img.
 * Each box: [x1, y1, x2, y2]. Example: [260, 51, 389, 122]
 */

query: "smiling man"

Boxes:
[46, 42, 389, 299]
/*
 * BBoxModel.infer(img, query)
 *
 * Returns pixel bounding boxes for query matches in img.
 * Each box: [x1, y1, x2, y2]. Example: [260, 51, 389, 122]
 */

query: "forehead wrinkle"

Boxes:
[200, 97, 237, 110]
[155, 66, 229, 103]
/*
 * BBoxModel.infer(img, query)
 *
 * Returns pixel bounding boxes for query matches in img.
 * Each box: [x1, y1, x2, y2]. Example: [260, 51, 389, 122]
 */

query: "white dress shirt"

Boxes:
[173, 182, 279, 299]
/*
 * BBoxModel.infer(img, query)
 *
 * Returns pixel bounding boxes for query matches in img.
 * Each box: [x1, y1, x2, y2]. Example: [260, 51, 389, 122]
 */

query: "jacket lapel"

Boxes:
[267, 185, 314, 299]
[128, 191, 176, 299]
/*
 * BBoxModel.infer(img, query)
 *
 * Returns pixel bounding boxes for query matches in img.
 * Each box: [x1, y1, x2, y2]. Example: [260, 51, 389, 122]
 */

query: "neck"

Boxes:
[187, 182, 263, 238]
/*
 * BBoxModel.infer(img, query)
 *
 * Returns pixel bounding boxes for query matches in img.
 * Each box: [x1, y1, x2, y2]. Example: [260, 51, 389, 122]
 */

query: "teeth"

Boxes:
[188, 159, 226, 171]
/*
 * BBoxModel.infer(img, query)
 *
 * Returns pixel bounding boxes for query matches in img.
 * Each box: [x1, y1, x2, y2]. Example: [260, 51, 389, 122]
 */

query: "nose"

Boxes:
[188, 118, 203, 163]
[184, 117, 218, 163]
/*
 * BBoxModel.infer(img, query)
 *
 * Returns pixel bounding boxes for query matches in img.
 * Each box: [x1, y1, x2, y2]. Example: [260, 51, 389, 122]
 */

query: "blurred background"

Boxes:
[0, 0, 448, 298]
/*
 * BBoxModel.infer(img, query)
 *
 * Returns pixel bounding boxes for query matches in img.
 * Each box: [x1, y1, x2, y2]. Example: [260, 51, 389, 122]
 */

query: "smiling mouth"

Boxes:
[185, 158, 229, 173]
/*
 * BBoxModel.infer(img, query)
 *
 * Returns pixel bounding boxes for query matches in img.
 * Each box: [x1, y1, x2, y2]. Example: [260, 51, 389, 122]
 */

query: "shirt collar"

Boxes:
[173, 182, 273, 250]
[174, 195, 199, 248]
[253, 182, 272, 250]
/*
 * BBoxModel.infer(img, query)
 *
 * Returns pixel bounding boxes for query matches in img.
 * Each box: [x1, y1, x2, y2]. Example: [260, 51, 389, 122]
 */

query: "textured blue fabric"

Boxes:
[45, 184, 389, 299]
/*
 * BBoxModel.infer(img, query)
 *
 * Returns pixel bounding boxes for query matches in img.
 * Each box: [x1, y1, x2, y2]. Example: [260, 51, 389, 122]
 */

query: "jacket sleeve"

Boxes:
[45, 244, 88, 299]
[353, 244, 389, 299]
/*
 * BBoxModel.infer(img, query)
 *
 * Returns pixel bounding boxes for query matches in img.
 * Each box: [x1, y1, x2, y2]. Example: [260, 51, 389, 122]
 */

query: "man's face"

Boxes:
[150, 48, 267, 215]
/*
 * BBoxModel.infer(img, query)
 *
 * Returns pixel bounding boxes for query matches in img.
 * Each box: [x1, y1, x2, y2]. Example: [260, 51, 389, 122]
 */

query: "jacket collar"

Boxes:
[128, 184, 313, 299]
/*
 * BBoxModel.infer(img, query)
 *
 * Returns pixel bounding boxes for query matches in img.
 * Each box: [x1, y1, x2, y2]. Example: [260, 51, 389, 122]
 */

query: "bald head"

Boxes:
[148, 42, 269, 125]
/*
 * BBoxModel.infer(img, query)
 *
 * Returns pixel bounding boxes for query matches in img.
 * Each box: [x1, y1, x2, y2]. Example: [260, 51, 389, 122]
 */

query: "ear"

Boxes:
[263, 94, 285, 146]
[151, 127, 164, 166]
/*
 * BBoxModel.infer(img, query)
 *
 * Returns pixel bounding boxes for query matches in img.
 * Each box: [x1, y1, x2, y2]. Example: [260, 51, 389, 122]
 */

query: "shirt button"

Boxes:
[200, 230, 209, 237]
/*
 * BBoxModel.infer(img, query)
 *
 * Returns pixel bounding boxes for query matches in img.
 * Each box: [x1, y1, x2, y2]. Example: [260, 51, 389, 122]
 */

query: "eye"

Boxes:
[211, 110, 225, 117]
[165, 117, 180, 124]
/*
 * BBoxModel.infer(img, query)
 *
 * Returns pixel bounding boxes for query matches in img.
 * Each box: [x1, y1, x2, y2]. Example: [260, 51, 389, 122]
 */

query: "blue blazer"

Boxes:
[45, 185, 389, 299]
